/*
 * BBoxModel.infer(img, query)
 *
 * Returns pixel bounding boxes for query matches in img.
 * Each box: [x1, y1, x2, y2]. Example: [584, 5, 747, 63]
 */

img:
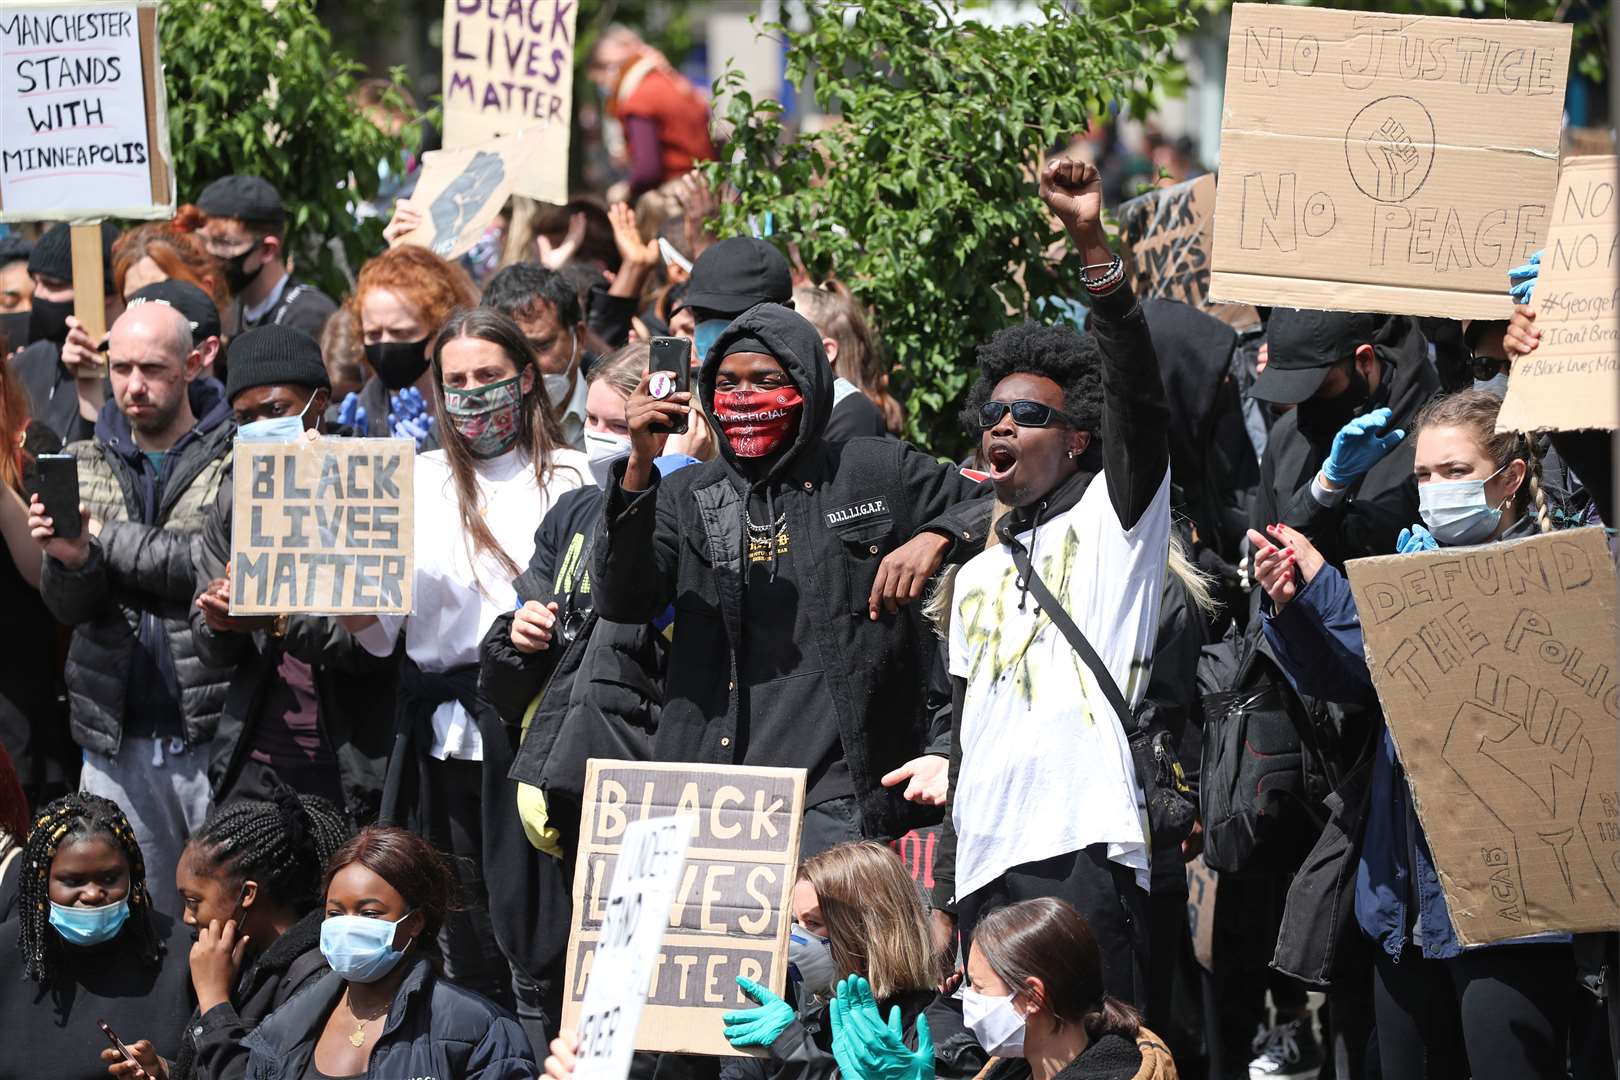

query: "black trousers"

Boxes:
[957, 844, 1150, 1010]
[1371, 941, 1572, 1080]
[424, 757, 516, 1010]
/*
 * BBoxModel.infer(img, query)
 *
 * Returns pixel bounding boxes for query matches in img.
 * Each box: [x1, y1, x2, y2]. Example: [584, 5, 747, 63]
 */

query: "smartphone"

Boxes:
[31, 453, 81, 540]
[98, 1020, 138, 1067]
[648, 336, 692, 435]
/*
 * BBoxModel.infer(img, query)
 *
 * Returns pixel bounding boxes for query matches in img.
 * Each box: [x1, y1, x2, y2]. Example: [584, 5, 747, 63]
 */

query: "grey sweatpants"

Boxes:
[80, 735, 212, 917]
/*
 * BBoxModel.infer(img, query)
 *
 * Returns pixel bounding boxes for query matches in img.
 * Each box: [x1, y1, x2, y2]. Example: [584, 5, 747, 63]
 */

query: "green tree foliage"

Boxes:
[160, 0, 415, 297]
[706, 0, 1191, 454]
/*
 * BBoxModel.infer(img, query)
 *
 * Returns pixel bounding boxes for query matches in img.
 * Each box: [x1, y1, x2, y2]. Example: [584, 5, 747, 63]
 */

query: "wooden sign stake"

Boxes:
[69, 224, 106, 341]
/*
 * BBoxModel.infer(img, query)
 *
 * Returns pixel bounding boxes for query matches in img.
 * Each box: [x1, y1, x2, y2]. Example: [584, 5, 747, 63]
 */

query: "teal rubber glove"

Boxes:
[1508, 251, 1540, 305]
[722, 976, 796, 1048]
[1396, 524, 1438, 554]
[1321, 407, 1405, 486]
[828, 975, 935, 1080]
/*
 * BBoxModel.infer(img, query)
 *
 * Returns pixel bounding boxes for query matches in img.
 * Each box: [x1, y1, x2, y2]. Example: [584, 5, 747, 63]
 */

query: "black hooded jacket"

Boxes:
[1255, 316, 1439, 567]
[592, 303, 987, 838]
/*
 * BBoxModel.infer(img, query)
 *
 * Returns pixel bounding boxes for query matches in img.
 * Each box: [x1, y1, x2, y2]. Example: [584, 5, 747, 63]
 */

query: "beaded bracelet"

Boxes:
[1081, 255, 1125, 294]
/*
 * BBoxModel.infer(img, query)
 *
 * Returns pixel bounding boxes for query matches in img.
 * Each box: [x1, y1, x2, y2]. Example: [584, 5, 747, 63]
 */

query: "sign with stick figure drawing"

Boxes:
[1347, 528, 1619, 945]
[1209, 5, 1571, 320]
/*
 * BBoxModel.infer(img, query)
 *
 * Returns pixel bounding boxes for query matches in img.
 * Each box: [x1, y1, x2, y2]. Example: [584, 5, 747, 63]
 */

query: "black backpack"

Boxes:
[1196, 619, 1333, 876]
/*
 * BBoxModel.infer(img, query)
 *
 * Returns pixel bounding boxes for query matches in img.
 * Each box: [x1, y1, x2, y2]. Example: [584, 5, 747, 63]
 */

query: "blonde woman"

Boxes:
[722, 841, 941, 1080]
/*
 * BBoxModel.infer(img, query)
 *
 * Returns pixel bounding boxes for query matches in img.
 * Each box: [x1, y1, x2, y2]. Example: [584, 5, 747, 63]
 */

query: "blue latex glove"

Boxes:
[1396, 524, 1439, 554]
[827, 975, 934, 1080]
[1321, 407, 1405, 486]
[722, 976, 796, 1048]
[336, 391, 368, 433]
[1508, 250, 1540, 305]
[388, 388, 435, 448]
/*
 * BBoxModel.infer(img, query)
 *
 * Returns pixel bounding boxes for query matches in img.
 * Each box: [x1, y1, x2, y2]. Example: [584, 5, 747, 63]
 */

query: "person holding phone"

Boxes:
[0, 793, 192, 1080]
[238, 826, 535, 1080]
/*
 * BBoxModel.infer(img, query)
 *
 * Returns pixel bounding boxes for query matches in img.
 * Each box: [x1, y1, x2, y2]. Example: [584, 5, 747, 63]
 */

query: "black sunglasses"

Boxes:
[977, 399, 1081, 431]
[1469, 355, 1507, 381]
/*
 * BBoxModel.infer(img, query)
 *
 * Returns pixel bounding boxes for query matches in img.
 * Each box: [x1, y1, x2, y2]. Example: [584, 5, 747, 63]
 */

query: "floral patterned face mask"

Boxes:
[443, 374, 524, 459]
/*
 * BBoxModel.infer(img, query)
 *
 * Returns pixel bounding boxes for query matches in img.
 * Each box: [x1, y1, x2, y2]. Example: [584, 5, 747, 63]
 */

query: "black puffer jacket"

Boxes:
[592, 303, 989, 840]
[39, 380, 236, 753]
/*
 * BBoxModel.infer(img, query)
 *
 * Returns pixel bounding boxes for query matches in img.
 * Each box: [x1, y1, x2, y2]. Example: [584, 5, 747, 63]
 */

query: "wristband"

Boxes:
[1081, 255, 1125, 294]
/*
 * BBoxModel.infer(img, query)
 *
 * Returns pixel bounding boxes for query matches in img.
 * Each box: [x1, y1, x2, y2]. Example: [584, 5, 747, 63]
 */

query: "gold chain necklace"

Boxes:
[345, 989, 390, 1047]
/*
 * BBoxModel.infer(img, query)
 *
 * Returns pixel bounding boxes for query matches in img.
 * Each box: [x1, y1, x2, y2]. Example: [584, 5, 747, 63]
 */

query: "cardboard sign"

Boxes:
[1496, 156, 1620, 433]
[1345, 528, 1620, 946]
[1209, 5, 1570, 320]
[229, 438, 414, 616]
[1117, 175, 1261, 331]
[0, 0, 174, 220]
[574, 816, 694, 1080]
[564, 760, 807, 1057]
[1185, 855, 1217, 972]
[440, 0, 574, 204]
[396, 129, 547, 260]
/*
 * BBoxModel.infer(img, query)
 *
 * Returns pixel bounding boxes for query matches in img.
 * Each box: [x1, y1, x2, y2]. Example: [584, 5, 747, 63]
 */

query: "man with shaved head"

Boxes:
[29, 297, 236, 908]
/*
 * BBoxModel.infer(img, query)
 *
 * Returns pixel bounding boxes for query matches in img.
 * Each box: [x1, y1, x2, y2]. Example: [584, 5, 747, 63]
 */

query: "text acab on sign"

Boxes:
[1210, 5, 1571, 320]
[564, 761, 807, 1058]
[0, 0, 174, 220]
[229, 438, 415, 617]
[1346, 528, 1619, 946]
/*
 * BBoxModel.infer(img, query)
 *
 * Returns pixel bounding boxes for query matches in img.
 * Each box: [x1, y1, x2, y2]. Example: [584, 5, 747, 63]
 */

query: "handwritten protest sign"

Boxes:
[440, 0, 574, 204]
[0, 0, 174, 220]
[1117, 175, 1261, 331]
[397, 130, 547, 260]
[1346, 528, 1620, 945]
[574, 817, 693, 1080]
[1496, 156, 1619, 433]
[1185, 856, 1217, 972]
[564, 761, 806, 1057]
[1210, 5, 1570, 320]
[230, 438, 414, 616]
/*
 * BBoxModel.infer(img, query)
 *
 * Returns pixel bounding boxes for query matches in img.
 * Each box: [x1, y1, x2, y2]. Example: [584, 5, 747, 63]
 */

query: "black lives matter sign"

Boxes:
[563, 761, 806, 1057]
[230, 438, 414, 616]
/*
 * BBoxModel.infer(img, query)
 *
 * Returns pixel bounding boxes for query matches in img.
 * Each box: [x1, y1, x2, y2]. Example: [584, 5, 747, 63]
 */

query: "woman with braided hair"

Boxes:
[0, 792, 192, 1080]
[103, 786, 353, 1080]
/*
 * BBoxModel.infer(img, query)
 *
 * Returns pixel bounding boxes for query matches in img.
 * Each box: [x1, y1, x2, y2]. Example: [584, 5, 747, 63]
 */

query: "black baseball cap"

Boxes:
[1253, 308, 1390, 405]
[675, 237, 793, 317]
[128, 280, 222, 342]
[196, 175, 286, 228]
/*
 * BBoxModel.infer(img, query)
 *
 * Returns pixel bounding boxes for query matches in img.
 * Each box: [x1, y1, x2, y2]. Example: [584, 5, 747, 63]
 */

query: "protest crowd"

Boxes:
[0, 8, 1616, 1080]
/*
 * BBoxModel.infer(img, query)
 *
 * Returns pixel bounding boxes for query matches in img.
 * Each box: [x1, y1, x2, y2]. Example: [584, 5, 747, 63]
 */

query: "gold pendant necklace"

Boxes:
[346, 990, 389, 1047]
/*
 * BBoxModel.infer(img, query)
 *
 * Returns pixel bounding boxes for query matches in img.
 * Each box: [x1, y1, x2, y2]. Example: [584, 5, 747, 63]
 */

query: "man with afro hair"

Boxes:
[933, 157, 1171, 1010]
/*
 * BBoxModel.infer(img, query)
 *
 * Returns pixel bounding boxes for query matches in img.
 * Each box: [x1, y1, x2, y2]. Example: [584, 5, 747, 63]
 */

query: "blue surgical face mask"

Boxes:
[787, 924, 837, 996]
[238, 393, 316, 442]
[320, 910, 415, 983]
[693, 319, 730, 366]
[49, 898, 130, 946]
[1419, 462, 1510, 546]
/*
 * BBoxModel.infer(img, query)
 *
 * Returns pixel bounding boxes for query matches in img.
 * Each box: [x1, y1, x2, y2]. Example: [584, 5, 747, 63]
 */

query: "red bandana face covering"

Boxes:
[713, 387, 804, 458]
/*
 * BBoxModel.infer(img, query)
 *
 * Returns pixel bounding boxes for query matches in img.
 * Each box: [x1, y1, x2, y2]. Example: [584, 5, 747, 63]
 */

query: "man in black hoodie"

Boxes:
[594, 301, 989, 854]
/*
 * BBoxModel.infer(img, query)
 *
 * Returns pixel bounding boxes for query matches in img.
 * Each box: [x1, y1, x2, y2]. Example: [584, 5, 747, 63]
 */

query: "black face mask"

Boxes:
[0, 310, 30, 353]
[365, 338, 431, 391]
[27, 296, 73, 348]
[222, 244, 264, 295]
[1295, 365, 1372, 443]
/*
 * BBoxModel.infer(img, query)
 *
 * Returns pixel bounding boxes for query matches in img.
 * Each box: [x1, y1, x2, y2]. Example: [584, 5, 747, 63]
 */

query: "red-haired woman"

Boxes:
[339, 245, 479, 450]
[111, 222, 231, 316]
[0, 356, 69, 812]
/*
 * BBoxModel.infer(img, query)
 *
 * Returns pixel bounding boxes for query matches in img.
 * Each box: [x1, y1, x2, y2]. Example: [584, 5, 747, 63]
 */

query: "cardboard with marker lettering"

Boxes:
[1117, 175, 1261, 332]
[229, 437, 415, 616]
[440, 0, 574, 204]
[396, 128, 548, 260]
[1345, 528, 1620, 945]
[1209, 5, 1571, 320]
[563, 760, 807, 1057]
[0, 0, 174, 220]
[1495, 156, 1620, 433]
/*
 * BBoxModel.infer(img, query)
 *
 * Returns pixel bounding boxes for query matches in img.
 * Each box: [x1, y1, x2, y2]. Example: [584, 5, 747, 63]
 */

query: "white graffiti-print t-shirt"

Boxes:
[947, 470, 1170, 899]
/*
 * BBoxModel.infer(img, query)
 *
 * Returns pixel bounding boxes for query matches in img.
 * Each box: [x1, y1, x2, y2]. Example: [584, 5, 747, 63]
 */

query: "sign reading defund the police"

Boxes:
[564, 761, 807, 1057]
[1346, 528, 1619, 946]
[1210, 5, 1571, 320]
[229, 438, 414, 616]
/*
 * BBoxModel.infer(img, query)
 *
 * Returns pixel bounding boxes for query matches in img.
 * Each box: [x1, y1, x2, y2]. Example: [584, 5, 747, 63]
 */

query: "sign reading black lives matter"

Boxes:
[1210, 5, 1571, 320]
[0, 0, 175, 220]
[230, 439, 415, 617]
[564, 761, 807, 1057]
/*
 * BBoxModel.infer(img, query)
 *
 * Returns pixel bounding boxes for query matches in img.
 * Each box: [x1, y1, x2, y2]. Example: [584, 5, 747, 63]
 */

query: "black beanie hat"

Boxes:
[28, 221, 121, 293]
[128, 280, 222, 342]
[225, 325, 330, 403]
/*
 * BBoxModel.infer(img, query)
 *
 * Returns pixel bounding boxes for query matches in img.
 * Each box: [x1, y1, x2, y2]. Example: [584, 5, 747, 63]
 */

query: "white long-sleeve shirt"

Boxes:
[357, 446, 593, 760]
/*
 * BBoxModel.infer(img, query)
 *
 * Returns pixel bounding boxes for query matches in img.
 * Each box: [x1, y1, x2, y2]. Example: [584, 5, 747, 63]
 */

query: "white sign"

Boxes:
[0, 2, 172, 219]
[573, 816, 694, 1080]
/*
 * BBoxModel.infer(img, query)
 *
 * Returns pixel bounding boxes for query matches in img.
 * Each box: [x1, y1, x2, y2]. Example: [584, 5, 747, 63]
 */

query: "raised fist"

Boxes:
[1038, 156, 1103, 236]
